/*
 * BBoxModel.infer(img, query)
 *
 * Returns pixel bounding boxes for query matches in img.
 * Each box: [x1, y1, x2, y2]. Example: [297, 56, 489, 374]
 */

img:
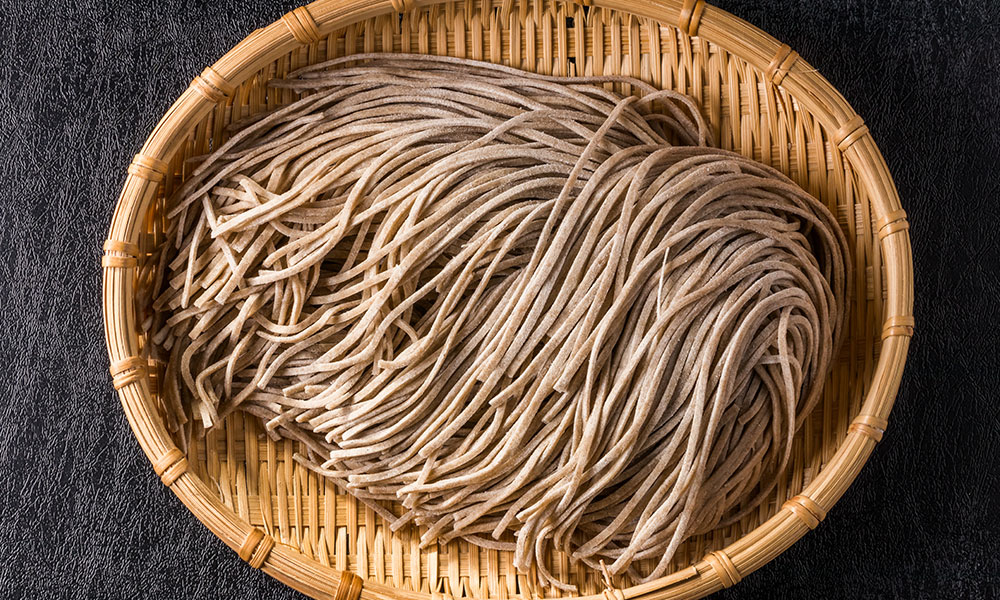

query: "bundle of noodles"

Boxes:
[147, 54, 849, 589]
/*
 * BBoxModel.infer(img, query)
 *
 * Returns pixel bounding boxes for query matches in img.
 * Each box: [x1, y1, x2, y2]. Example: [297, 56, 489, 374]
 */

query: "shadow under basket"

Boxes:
[101, 0, 915, 598]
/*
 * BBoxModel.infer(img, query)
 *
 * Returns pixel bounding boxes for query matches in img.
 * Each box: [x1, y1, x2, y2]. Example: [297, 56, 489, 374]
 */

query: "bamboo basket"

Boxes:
[102, 0, 914, 598]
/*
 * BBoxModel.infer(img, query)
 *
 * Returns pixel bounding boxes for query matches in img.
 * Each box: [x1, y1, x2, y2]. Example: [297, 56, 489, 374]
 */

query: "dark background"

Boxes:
[1, 0, 997, 598]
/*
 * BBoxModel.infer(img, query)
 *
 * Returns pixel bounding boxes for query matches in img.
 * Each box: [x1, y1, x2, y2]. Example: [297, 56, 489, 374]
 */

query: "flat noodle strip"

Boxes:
[150, 55, 849, 590]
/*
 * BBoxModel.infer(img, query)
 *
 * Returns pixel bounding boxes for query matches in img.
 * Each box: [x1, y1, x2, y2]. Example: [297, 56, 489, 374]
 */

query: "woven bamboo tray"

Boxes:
[102, 0, 914, 598]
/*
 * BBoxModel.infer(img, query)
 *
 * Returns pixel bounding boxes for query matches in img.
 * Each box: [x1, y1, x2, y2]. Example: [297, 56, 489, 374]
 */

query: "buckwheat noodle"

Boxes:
[148, 54, 849, 589]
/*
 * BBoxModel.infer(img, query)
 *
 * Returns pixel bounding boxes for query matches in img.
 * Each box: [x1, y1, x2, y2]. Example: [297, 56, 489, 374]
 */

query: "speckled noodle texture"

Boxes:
[0, 1, 997, 599]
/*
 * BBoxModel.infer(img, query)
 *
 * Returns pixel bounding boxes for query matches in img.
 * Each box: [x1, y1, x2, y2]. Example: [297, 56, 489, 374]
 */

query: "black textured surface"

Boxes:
[1, 1, 997, 598]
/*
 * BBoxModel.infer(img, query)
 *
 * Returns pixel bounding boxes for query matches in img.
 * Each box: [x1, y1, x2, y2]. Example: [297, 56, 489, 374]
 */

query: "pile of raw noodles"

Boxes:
[149, 55, 849, 588]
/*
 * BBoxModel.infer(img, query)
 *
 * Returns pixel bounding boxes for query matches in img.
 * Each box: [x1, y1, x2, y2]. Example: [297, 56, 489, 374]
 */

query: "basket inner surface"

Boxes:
[134, 1, 884, 595]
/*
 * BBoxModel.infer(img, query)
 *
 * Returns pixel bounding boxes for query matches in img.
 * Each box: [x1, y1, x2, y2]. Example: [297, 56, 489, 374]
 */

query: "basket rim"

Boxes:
[101, 1, 915, 599]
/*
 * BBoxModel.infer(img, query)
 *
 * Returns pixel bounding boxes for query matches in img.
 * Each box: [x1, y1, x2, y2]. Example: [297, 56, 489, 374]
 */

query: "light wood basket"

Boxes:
[102, 0, 914, 598]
